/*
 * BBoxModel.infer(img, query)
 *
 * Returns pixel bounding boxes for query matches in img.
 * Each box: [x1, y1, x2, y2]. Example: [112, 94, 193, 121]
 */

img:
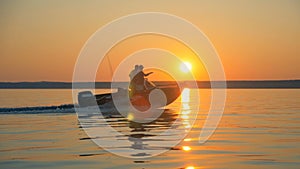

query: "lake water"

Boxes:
[0, 89, 299, 169]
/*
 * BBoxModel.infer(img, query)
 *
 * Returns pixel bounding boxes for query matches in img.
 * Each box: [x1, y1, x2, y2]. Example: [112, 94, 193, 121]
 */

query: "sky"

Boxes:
[0, 0, 299, 82]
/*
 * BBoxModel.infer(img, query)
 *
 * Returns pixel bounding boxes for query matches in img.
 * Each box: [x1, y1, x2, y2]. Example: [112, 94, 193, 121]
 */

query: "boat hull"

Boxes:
[78, 85, 181, 109]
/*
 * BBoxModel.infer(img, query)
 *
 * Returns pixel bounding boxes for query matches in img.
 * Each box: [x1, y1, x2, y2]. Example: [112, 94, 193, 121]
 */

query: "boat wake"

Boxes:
[0, 103, 126, 115]
[0, 104, 76, 114]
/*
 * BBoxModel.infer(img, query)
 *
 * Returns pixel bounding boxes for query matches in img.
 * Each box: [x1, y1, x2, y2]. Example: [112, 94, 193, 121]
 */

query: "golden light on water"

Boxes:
[181, 88, 192, 130]
[181, 88, 191, 104]
[182, 110, 191, 115]
[184, 138, 192, 142]
[186, 166, 195, 169]
[181, 115, 189, 119]
[182, 146, 191, 151]
[182, 104, 190, 110]
[184, 125, 191, 129]
[127, 113, 134, 121]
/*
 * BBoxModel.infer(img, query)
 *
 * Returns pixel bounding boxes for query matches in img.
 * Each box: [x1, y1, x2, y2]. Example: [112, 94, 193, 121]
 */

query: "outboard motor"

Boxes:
[78, 91, 97, 107]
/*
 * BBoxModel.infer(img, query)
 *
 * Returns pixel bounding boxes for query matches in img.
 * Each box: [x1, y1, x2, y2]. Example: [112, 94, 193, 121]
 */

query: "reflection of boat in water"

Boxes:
[107, 108, 179, 156]
[77, 108, 182, 158]
[128, 109, 178, 156]
[78, 81, 181, 110]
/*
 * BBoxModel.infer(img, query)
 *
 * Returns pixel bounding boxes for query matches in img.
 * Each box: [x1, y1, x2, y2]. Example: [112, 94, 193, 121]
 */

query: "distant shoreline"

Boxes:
[0, 80, 299, 89]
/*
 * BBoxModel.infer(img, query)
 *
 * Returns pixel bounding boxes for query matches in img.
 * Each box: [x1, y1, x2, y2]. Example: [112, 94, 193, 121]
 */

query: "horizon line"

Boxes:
[0, 79, 300, 83]
[0, 80, 299, 89]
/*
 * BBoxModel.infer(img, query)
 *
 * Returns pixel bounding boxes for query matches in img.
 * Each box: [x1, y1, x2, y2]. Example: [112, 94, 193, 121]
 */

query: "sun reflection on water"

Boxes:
[181, 88, 191, 103]
[181, 88, 192, 131]
[184, 138, 192, 142]
[185, 166, 195, 169]
[182, 146, 191, 151]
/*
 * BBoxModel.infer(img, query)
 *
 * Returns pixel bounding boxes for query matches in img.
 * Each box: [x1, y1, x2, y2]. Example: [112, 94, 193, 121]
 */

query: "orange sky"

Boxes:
[0, 1, 299, 82]
[96, 34, 208, 81]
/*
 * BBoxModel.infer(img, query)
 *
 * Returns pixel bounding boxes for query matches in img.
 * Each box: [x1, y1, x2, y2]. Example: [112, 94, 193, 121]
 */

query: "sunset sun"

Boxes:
[180, 61, 192, 73]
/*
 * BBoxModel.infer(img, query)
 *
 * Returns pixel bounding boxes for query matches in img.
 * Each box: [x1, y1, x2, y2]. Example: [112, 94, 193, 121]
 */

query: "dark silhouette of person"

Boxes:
[130, 65, 153, 94]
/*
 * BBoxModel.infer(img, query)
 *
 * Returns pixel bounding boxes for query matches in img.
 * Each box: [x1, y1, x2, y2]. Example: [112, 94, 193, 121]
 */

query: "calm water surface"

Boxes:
[0, 89, 299, 169]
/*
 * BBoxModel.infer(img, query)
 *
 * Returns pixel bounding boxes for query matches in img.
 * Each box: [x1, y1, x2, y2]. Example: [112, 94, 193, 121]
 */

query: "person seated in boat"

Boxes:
[129, 65, 153, 94]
